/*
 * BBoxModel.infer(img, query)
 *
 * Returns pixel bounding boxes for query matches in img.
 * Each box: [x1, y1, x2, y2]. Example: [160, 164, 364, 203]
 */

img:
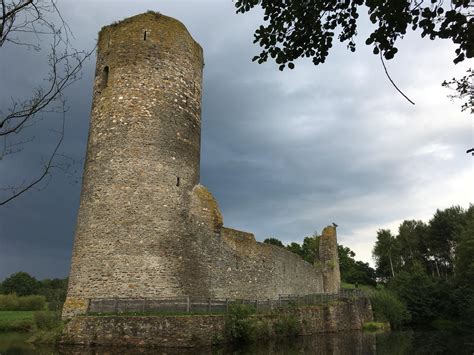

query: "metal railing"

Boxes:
[86, 289, 366, 315]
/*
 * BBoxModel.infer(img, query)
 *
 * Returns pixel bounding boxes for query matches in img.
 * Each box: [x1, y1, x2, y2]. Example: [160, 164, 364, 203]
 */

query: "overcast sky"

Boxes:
[0, 0, 472, 281]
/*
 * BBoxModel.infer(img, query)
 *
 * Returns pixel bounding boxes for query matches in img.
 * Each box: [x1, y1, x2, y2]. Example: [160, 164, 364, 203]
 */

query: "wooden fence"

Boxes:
[86, 288, 366, 315]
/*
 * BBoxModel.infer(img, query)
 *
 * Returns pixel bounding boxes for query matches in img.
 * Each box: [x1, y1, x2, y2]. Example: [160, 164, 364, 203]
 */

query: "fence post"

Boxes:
[86, 299, 91, 313]
[186, 296, 190, 313]
[226, 298, 229, 313]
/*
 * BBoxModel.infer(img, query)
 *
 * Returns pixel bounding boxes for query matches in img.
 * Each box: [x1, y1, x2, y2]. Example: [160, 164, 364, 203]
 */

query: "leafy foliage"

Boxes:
[263, 237, 285, 247]
[0, 272, 67, 311]
[372, 204, 474, 329]
[33, 311, 61, 330]
[224, 304, 257, 342]
[235, 0, 473, 112]
[0, 294, 46, 311]
[369, 289, 410, 329]
[235, 0, 473, 68]
[339, 245, 376, 286]
[1, 272, 39, 296]
[264, 234, 376, 285]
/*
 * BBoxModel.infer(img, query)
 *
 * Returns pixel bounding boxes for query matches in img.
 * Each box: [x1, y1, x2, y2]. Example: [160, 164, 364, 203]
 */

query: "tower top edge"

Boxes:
[99, 11, 202, 51]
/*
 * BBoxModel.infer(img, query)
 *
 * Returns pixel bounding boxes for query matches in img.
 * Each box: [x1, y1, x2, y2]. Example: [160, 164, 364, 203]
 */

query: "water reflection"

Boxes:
[1, 330, 473, 354]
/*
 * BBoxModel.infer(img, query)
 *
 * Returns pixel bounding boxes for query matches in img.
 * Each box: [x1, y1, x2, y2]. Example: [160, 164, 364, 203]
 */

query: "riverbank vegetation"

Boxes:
[265, 205, 474, 332]
[0, 274, 66, 341]
[224, 303, 308, 343]
[373, 205, 474, 332]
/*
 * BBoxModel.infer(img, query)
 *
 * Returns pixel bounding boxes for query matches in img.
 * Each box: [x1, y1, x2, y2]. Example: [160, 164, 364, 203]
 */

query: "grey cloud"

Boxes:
[1, 1, 471, 280]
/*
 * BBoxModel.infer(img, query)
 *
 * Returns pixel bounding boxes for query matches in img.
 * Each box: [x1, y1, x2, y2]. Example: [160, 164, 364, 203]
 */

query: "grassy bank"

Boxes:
[0, 310, 63, 344]
[0, 311, 35, 332]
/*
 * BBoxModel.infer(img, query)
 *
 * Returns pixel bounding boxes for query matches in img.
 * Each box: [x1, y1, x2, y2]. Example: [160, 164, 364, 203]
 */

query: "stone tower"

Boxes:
[63, 12, 204, 317]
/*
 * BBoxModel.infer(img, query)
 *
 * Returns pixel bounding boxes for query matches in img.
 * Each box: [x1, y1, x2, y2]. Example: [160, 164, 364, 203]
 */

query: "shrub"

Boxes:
[0, 294, 46, 311]
[33, 311, 61, 330]
[273, 315, 300, 338]
[0, 294, 20, 311]
[362, 321, 390, 332]
[370, 289, 410, 329]
[224, 303, 257, 342]
[18, 295, 46, 311]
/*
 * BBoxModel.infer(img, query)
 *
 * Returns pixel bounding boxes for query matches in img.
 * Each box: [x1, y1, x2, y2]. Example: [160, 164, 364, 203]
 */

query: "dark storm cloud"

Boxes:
[1, 0, 471, 280]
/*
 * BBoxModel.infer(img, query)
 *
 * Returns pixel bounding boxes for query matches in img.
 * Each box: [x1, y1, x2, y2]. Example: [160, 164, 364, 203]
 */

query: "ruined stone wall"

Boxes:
[61, 298, 373, 348]
[319, 226, 341, 293]
[187, 185, 336, 300]
[63, 12, 341, 319]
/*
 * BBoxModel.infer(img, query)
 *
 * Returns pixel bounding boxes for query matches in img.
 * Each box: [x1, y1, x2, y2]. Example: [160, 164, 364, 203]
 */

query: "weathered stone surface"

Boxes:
[63, 12, 341, 319]
[320, 226, 341, 293]
[61, 298, 373, 348]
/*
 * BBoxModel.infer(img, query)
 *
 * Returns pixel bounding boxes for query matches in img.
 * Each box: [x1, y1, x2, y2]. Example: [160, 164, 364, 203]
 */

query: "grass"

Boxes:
[363, 321, 391, 332]
[0, 311, 35, 332]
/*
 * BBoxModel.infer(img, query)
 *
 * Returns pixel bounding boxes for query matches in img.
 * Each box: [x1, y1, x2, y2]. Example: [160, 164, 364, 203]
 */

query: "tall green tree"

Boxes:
[455, 205, 474, 289]
[339, 245, 376, 286]
[428, 206, 467, 277]
[397, 220, 430, 270]
[373, 229, 401, 279]
[1, 272, 39, 296]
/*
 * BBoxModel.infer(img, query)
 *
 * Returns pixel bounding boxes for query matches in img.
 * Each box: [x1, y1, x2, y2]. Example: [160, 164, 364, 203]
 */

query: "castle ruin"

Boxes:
[62, 12, 340, 318]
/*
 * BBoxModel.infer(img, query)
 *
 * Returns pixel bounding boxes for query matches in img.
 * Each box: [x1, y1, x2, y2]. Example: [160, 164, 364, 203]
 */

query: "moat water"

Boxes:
[1, 330, 473, 354]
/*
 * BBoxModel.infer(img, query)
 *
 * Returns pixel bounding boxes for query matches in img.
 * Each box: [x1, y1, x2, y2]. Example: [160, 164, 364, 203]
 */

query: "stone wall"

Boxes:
[61, 298, 373, 348]
[186, 185, 330, 300]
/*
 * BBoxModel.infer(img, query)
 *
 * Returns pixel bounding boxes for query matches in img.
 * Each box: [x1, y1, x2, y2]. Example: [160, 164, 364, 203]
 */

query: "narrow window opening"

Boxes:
[144, 31, 149, 40]
[100, 66, 109, 90]
[176, 176, 180, 187]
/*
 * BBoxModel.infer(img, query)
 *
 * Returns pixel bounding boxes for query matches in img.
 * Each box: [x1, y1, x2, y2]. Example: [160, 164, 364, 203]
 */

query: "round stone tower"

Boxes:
[63, 12, 204, 317]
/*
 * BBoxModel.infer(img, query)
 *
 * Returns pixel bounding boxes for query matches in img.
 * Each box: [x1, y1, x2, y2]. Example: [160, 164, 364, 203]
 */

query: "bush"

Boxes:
[370, 290, 410, 329]
[18, 295, 46, 311]
[0, 294, 46, 311]
[224, 303, 257, 342]
[33, 311, 61, 330]
[273, 315, 300, 338]
[0, 294, 20, 311]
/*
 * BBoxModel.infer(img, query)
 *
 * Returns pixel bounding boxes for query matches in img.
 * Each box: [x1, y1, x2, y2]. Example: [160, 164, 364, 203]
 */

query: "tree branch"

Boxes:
[380, 53, 416, 105]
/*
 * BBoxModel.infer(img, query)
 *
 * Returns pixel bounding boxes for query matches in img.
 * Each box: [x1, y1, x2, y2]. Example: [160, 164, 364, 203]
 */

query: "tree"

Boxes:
[235, 0, 473, 113]
[300, 235, 320, 263]
[373, 229, 400, 279]
[455, 205, 474, 289]
[1, 271, 39, 296]
[428, 205, 467, 277]
[397, 220, 430, 270]
[263, 237, 285, 247]
[286, 242, 303, 257]
[338, 245, 376, 286]
[0, 0, 93, 205]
